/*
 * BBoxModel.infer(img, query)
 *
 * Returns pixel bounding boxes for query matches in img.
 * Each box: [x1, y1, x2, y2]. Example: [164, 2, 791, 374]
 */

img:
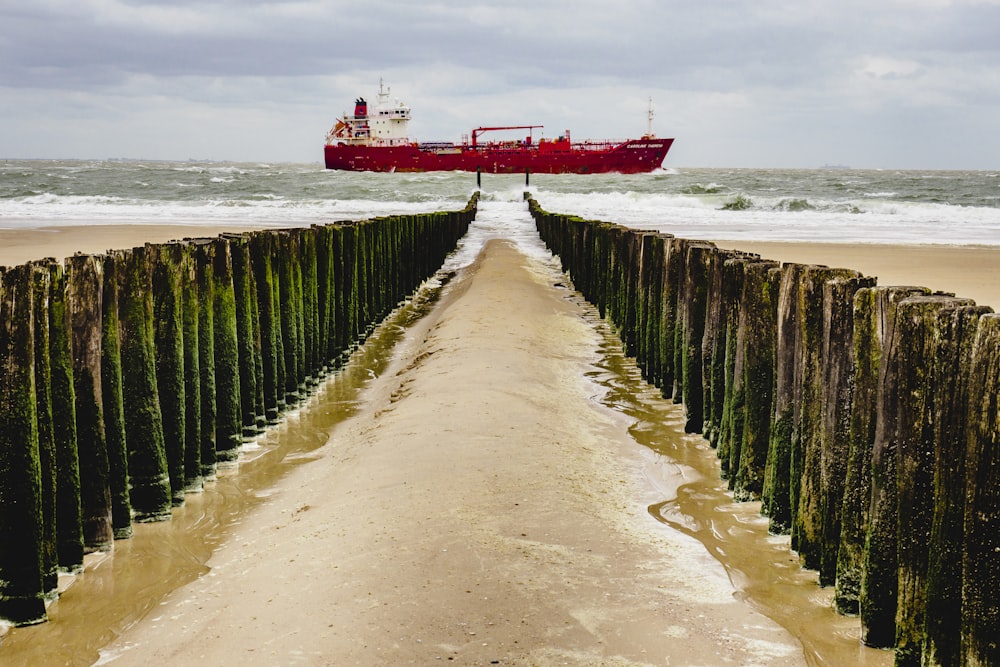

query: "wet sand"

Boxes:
[4, 221, 993, 665]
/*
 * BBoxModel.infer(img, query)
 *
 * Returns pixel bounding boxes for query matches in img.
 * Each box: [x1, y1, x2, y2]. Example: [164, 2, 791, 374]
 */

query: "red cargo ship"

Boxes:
[324, 83, 673, 174]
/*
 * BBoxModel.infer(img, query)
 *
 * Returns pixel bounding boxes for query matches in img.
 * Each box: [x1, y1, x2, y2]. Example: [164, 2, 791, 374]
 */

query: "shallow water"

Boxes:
[582, 310, 892, 667]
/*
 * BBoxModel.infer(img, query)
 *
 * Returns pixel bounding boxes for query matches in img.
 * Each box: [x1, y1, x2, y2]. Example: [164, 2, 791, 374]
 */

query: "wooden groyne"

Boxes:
[0, 196, 477, 627]
[528, 195, 998, 667]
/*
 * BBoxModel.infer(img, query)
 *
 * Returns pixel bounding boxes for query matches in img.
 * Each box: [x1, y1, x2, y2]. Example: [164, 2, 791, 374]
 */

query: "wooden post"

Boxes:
[0, 264, 46, 626]
[66, 255, 113, 552]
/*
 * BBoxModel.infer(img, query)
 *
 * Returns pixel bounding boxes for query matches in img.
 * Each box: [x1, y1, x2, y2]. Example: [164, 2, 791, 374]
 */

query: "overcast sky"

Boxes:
[2, 0, 998, 169]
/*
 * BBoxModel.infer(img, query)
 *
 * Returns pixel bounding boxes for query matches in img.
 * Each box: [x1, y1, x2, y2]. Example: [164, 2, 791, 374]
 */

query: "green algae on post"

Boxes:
[179, 244, 203, 492]
[228, 235, 262, 439]
[923, 304, 992, 666]
[211, 238, 242, 463]
[66, 254, 113, 553]
[962, 312, 1000, 667]
[814, 275, 875, 586]
[118, 247, 171, 522]
[29, 263, 60, 596]
[248, 233, 280, 423]
[731, 261, 780, 502]
[151, 243, 187, 506]
[0, 264, 46, 626]
[195, 241, 218, 478]
[100, 253, 133, 539]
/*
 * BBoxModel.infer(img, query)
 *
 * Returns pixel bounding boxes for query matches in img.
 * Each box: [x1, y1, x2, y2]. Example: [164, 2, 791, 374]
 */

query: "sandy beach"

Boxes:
[3, 218, 994, 666]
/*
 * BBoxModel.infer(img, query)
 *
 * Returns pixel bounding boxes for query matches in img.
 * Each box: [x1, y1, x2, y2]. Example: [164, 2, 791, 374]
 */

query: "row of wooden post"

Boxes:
[0, 196, 477, 626]
[528, 196, 997, 667]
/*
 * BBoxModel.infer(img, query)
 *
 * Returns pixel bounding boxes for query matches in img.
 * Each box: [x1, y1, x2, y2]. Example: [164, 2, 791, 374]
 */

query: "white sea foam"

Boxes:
[3, 161, 999, 246]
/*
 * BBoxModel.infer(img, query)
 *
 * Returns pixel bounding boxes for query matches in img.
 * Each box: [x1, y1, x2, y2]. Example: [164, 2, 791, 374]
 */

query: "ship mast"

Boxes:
[645, 97, 655, 139]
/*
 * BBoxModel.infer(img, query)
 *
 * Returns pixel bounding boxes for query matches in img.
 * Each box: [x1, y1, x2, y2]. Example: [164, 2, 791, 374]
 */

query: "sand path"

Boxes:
[98, 237, 804, 666]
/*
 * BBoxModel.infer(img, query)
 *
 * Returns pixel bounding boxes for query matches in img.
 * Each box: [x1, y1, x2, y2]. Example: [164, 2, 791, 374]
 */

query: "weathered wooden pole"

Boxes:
[0, 264, 46, 626]
[179, 244, 202, 492]
[732, 261, 781, 501]
[861, 286, 934, 648]
[960, 312, 1000, 667]
[835, 285, 928, 615]
[680, 243, 714, 433]
[815, 275, 875, 586]
[211, 237, 243, 463]
[100, 253, 132, 539]
[118, 247, 171, 522]
[195, 241, 217, 478]
[922, 304, 992, 666]
[277, 231, 302, 406]
[762, 263, 807, 534]
[248, 232, 280, 423]
[29, 264, 60, 597]
[151, 243, 187, 506]
[228, 235, 262, 439]
[66, 254, 113, 552]
[790, 266, 861, 567]
[887, 295, 973, 666]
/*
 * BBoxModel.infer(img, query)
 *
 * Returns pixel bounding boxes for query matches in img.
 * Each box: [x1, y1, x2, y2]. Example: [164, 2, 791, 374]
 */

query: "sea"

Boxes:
[2, 159, 999, 247]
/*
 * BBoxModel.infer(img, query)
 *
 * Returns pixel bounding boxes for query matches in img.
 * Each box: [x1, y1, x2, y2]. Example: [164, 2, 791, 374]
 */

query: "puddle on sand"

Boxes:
[581, 307, 893, 667]
[0, 276, 450, 666]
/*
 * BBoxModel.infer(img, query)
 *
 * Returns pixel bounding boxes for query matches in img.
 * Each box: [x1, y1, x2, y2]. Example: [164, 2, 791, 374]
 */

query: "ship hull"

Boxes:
[324, 138, 673, 174]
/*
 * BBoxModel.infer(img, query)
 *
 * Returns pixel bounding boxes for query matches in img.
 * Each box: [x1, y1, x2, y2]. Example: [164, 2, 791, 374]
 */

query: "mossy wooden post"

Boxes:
[667, 238, 697, 402]
[618, 229, 641, 358]
[329, 224, 348, 358]
[714, 256, 746, 468]
[789, 267, 862, 565]
[923, 304, 992, 666]
[312, 226, 331, 369]
[638, 233, 668, 388]
[300, 228, 320, 382]
[211, 237, 242, 463]
[118, 246, 171, 522]
[100, 253, 132, 539]
[228, 235, 261, 439]
[702, 249, 743, 447]
[791, 266, 861, 567]
[174, 244, 202, 492]
[816, 275, 875, 586]
[861, 286, 934, 648]
[151, 244, 187, 506]
[195, 242, 217, 478]
[659, 237, 684, 400]
[0, 264, 46, 626]
[43, 263, 89, 575]
[335, 224, 359, 353]
[888, 295, 973, 666]
[733, 261, 781, 501]
[680, 243, 714, 433]
[836, 285, 928, 616]
[962, 312, 1000, 667]
[277, 231, 302, 406]
[30, 264, 59, 595]
[249, 233, 280, 423]
[762, 263, 807, 534]
[361, 221, 375, 335]
[66, 254, 113, 553]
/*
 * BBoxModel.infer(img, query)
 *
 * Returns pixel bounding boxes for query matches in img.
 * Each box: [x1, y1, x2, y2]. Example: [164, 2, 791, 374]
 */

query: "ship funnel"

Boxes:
[354, 97, 368, 118]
